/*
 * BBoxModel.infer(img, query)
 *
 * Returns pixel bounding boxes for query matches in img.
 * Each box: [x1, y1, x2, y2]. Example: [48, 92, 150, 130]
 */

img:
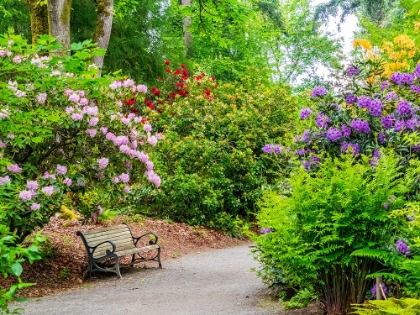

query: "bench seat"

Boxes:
[77, 223, 162, 278]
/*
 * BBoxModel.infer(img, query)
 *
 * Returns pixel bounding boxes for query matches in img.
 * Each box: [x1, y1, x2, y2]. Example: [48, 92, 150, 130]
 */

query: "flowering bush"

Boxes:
[127, 64, 296, 230]
[289, 58, 420, 180]
[254, 153, 420, 314]
[0, 34, 161, 242]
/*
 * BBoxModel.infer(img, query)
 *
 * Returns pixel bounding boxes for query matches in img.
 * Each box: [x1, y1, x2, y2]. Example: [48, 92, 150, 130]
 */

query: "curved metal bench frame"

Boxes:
[77, 223, 162, 279]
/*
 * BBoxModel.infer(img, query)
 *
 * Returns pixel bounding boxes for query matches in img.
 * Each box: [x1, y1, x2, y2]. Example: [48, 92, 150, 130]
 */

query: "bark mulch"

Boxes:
[1, 216, 248, 298]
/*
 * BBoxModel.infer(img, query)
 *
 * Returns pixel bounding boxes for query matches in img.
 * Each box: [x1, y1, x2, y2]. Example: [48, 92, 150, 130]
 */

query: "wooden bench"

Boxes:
[77, 223, 162, 279]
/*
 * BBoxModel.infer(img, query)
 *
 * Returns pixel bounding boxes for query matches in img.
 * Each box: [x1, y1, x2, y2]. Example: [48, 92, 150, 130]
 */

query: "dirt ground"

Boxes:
[1, 216, 248, 298]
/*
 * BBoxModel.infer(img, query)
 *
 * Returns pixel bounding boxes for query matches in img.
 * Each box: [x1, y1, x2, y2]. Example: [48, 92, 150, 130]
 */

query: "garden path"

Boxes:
[17, 245, 285, 315]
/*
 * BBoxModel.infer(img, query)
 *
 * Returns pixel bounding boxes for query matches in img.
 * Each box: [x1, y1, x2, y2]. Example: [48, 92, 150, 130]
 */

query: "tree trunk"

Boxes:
[93, 0, 114, 76]
[182, 0, 192, 57]
[27, 0, 49, 44]
[47, 0, 72, 54]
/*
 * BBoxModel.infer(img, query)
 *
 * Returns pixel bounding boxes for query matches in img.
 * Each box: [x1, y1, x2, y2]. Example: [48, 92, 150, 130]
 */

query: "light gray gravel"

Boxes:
[17, 244, 282, 315]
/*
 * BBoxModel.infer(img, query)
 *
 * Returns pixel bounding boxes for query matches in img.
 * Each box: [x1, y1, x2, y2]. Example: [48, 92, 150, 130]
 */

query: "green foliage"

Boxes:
[351, 298, 420, 315]
[0, 225, 45, 313]
[282, 288, 317, 310]
[254, 153, 419, 314]
[129, 70, 296, 232]
[0, 33, 161, 242]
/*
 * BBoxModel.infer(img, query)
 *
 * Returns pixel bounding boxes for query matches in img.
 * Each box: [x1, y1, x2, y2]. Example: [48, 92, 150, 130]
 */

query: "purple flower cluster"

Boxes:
[369, 100, 383, 117]
[394, 119, 405, 132]
[350, 119, 370, 133]
[326, 127, 342, 142]
[385, 92, 398, 101]
[396, 239, 410, 256]
[262, 144, 282, 154]
[381, 115, 393, 129]
[378, 132, 386, 144]
[300, 108, 312, 119]
[411, 85, 420, 94]
[346, 65, 360, 76]
[406, 116, 419, 131]
[341, 142, 360, 156]
[415, 64, 420, 78]
[260, 228, 271, 234]
[381, 81, 390, 91]
[311, 86, 327, 98]
[303, 156, 320, 171]
[396, 100, 412, 116]
[345, 94, 358, 104]
[357, 96, 371, 108]
[341, 125, 351, 137]
[390, 72, 415, 85]
[371, 283, 388, 297]
[303, 130, 311, 143]
[370, 149, 380, 167]
[316, 113, 331, 128]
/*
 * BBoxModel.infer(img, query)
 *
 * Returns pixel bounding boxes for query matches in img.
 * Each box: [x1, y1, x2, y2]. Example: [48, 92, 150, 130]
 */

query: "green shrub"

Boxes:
[351, 298, 420, 314]
[254, 152, 420, 314]
[130, 72, 296, 230]
[0, 225, 45, 313]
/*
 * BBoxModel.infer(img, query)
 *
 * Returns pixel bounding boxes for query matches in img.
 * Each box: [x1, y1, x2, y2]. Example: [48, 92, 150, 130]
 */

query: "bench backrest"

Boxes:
[78, 224, 135, 259]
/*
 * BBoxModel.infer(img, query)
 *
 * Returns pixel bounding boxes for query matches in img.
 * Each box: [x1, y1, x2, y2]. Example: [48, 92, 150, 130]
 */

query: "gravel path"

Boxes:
[17, 244, 281, 315]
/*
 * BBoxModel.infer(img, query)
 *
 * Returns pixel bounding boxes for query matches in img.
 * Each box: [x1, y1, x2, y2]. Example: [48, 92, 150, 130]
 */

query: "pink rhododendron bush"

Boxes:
[0, 34, 161, 243]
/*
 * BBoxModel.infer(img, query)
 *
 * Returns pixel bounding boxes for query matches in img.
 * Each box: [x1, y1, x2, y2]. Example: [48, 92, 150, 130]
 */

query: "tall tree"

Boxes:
[93, 0, 114, 73]
[47, 0, 72, 52]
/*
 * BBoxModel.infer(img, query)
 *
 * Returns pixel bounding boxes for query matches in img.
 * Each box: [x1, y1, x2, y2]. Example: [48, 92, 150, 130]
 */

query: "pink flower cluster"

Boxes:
[7, 164, 22, 173]
[0, 176, 11, 185]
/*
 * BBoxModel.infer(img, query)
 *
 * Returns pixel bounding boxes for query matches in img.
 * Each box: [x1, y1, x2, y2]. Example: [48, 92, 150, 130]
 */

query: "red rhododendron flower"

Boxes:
[205, 89, 211, 96]
[182, 69, 188, 77]
[166, 68, 171, 73]
[151, 87, 156, 93]
[210, 76, 215, 81]
[141, 119, 147, 124]
[181, 64, 185, 69]
[147, 104, 155, 110]
[176, 82, 183, 87]
[174, 69, 181, 75]
[158, 77, 162, 81]
[125, 99, 136, 106]
[153, 90, 161, 96]
[169, 93, 176, 99]
[157, 100, 163, 104]
[182, 76, 188, 80]
[201, 72, 206, 77]
[165, 60, 170, 65]
[195, 76, 201, 81]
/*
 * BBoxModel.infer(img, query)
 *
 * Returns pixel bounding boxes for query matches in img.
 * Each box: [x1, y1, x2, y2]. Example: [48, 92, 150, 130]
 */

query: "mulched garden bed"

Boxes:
[1, 216, 248, 298]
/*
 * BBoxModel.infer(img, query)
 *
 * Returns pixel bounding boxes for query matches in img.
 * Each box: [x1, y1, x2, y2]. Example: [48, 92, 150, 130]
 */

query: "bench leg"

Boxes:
[158, 247, 162, 269]
[116, 257, 122, 279]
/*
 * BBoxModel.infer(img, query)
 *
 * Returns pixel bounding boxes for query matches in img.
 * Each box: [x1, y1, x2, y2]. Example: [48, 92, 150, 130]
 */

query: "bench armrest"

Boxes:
[91, 240, 117, 257]
[133, 232, 159, 247]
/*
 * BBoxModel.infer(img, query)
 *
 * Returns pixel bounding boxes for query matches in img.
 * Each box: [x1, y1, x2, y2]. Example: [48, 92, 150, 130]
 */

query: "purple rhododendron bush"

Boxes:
[254, 57, 420, 313]
[0, 34, 162, 243]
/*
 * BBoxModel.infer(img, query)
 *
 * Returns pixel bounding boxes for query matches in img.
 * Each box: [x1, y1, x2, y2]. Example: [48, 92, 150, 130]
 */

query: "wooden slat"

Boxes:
[115, 244, 159, 257]
[82, 225, 128, 237]
[85, 230, 132, 244]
